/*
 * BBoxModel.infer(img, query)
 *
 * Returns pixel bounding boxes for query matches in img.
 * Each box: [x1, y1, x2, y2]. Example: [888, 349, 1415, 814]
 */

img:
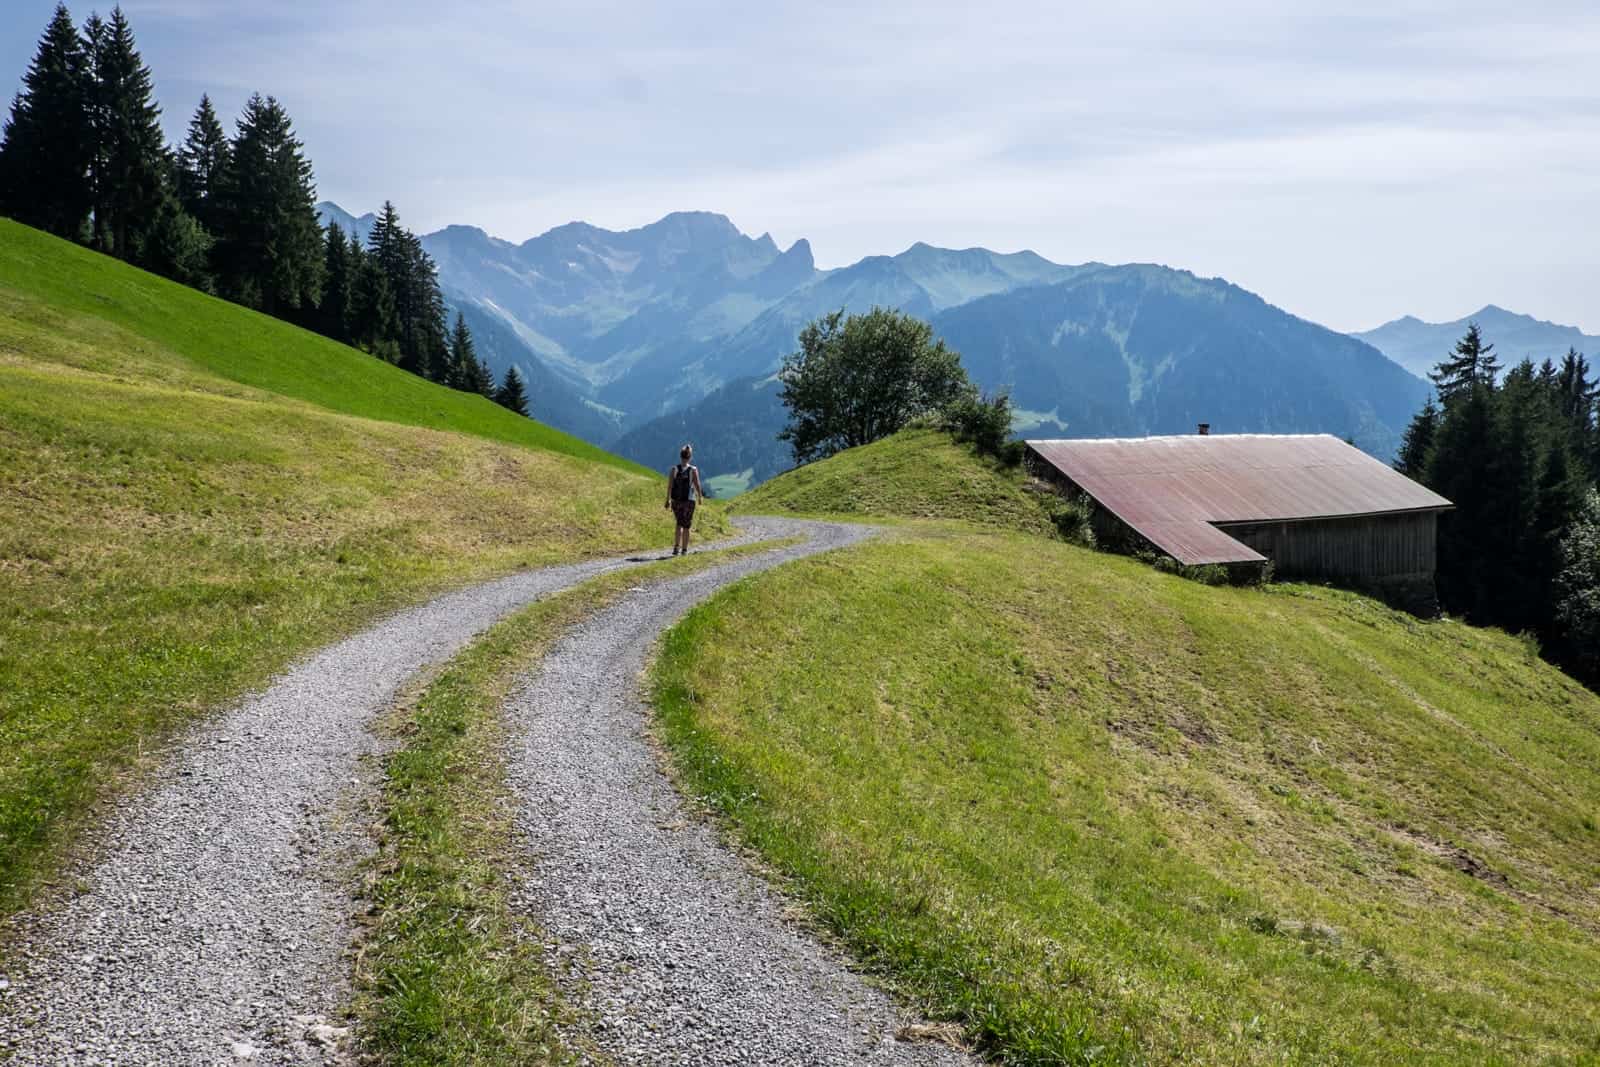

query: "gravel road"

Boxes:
[508, 519, 973, 1066]
[0, 528, 772, 1066]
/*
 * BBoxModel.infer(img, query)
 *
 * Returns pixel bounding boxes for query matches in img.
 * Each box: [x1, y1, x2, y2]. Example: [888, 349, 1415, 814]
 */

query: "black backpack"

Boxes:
[671, 463, 694, 502]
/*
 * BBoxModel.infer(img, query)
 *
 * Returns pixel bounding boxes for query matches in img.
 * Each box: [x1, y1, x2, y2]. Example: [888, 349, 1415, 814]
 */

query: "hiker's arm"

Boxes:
[692, 468, 704, 500]
[665, 470, 672, 508]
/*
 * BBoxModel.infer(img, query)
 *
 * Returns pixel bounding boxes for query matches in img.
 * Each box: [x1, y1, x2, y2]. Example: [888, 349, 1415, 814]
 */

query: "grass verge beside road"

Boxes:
[654, 526, 1600, 1065]
[357, 539, 797, 1066]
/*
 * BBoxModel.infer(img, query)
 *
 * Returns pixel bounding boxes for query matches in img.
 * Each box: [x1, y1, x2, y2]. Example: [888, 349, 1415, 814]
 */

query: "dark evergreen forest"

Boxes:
[1396, 324, 1600, 683]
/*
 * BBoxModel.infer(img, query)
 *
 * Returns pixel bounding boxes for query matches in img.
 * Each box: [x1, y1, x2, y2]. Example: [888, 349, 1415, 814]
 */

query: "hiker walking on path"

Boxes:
[666, 443, 704, 556]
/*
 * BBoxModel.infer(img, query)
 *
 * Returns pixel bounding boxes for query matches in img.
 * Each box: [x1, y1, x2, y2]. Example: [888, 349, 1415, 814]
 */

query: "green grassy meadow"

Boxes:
[0, 222, 716, 916]
[659, 442, 1600, 1064]
[0, 219, 638, 472]
[734, 426, 1058, 535]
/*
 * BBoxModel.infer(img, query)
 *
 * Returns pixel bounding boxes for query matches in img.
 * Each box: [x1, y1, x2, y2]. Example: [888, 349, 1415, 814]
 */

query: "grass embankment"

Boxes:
[734, 426, 1056, 535]
[655, 527, 1600, 1064]
[0, 219, 635, 472]
[360, 539, 796, 1066]
[0, 222, 724, 916]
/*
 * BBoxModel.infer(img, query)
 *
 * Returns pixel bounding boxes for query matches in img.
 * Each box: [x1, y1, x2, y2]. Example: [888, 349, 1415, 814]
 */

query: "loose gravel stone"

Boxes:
[508, 520, 973, 1065]
[0, 528, 778, 1065]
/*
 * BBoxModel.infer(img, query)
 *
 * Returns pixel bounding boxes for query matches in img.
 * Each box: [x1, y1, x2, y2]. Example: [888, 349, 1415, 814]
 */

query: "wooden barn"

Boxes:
[1025, 432, 1453, 602]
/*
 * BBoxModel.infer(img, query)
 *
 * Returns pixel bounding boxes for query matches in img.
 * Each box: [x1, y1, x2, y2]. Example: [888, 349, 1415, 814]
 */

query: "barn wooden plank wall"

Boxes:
[1216, 512, 1439, 581]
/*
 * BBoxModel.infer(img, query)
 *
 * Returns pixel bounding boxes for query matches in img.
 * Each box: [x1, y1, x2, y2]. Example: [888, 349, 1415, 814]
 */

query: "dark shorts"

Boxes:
[672, 500, 697, 530]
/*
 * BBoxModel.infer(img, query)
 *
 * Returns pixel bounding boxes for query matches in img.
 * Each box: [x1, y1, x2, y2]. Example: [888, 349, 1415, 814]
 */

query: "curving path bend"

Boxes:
[507, 519, 971, 1066]
[0, 518, 969, 1066]
[0, 526, 768, 1064]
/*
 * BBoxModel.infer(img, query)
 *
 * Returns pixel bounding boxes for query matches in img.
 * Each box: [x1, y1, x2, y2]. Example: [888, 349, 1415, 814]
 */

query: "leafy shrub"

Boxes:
[940, 388, 1018, 464]
[1041, 492, 1096, 547]
[779, 308, 971, 463]
[1153, 556, 1231, 585]
[1145, 553, 1271, 586]
[1554, 488, 1600, 682]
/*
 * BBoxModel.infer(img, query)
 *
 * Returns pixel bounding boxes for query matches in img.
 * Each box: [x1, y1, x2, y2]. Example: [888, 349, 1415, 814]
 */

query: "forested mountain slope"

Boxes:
[619, 263, 1427, 483]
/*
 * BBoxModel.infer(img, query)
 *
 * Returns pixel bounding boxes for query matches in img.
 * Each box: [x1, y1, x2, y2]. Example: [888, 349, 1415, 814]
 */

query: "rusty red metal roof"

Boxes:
[1026, 434, 1453, 565]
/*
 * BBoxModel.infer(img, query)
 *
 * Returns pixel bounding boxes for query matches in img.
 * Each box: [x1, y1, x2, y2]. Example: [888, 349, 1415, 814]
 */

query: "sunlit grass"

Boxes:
[0, 219, 640, 472]
[655, 526, 1600, 1064]
[735, 426, 1056, 535]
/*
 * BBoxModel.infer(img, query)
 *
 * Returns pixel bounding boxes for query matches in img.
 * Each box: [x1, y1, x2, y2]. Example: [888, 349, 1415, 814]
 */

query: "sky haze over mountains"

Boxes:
[4, 0, 1597, 334]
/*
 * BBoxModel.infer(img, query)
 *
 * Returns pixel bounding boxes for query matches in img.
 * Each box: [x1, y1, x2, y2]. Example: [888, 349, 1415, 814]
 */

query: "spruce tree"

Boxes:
[399, 230, 447, 381]
[1425, 379, 1497, 619]
[0, 4, 93, 237]
[1429, 323, 1501, 405]
[448, 312, 493, 396]
[365, 201, 408, 357]
[494, 366, 530, 416]
[1489, 363, 1545, 630]
[141, 190, 213, 289]
[445, 311, 470, 388]
[84, 7, 168, 260]
[413, 236, 451, 384]
[1555, 348, 1597, 479]
[364, 202, 450, 379]
[176, 94, 229, 232]
[214, 93, 324, 314]
[466, 352, 495, 397]
[1394, 395, 1438, 480]
[1533, 440, 1585, 618]
[346, 237, 369, 335]
[319, 222, 354, 343]
[353, 250, 398, 355]
[366, 200, 405, 276]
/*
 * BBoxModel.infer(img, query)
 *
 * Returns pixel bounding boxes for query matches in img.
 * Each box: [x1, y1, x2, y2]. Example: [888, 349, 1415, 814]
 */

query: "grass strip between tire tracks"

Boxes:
[355, 537, 801, 1066]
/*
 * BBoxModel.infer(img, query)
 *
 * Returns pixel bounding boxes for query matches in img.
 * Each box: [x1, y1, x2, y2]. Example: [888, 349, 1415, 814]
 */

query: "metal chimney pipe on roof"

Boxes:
[1197, 423, 1210, 435]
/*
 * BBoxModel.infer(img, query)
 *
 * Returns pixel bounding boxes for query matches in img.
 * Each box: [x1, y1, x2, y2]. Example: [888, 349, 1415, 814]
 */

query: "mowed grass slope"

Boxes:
[0, 219, 636, 472]
[735, 426, 1057, 535]
[662, 446, 1600, 1064]
[0, 223, 711, 915]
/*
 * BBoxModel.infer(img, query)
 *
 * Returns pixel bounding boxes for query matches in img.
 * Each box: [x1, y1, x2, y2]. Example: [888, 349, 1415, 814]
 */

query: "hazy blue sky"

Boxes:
[4, 1, 1598, 333]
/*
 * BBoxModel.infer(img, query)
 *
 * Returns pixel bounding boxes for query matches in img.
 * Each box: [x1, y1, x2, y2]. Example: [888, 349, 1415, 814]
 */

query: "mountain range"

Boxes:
[1353, 306, 1600, 379]
[320, 202, 1446, 488]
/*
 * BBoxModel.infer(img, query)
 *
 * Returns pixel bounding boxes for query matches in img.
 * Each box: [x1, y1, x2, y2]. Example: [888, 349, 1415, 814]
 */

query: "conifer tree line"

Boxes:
[0, 3, 529, 415]
[1396, 323, 1600, 682]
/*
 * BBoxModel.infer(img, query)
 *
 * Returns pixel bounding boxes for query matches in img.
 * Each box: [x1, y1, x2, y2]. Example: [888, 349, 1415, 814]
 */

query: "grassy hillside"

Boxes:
[0, 219, 640, 473]
[0, 223, 712, 915]
[656, 528, 1600, 1064]
[735, 427, 1057, 535]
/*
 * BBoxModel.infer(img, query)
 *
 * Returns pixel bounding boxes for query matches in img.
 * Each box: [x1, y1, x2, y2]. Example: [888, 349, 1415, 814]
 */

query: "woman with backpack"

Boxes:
[665, 444, 704, 555]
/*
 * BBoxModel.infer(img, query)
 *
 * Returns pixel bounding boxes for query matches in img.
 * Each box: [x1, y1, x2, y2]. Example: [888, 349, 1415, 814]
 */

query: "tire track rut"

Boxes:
[507, 520, 972, 1066]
